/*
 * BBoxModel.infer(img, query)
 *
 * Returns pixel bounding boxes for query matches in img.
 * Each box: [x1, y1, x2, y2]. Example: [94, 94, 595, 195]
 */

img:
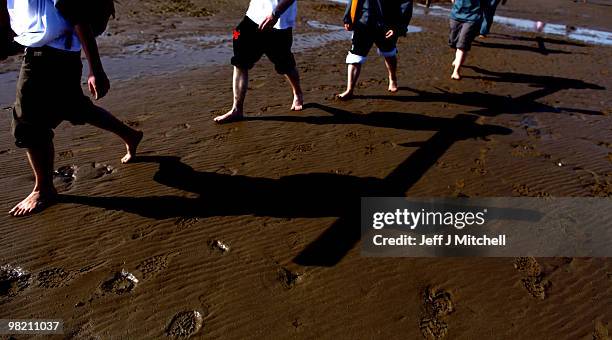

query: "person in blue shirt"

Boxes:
[2, 0, 143, 216]
[479, 0, 507, 38]
[448, 0, 483, 80]
[337, 0, 413, 99]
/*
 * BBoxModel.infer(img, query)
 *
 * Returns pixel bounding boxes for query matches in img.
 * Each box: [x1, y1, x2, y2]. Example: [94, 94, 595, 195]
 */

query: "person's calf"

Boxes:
[383, 55, 398, 92]
[336, 63, 362, 100]
[283, 68, 304, 111]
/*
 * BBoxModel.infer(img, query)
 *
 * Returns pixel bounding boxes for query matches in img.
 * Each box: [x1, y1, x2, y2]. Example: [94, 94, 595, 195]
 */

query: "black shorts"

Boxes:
[347, 25, 399, 64]
[231, 17, 296, 74]
[448, 19, 480, 51]
[12, 46, 98, 148]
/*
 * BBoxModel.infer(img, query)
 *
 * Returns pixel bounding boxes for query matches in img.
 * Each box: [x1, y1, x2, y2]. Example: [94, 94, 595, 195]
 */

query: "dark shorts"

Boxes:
[231, 17, 296, 74]
[448, 19, 480, 51]
[347, 25, 399, 63]
[12, 46, 98, 148]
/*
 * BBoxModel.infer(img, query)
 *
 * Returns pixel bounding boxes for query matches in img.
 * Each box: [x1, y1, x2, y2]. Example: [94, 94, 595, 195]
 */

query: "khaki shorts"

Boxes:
[12, 46, 97, 148]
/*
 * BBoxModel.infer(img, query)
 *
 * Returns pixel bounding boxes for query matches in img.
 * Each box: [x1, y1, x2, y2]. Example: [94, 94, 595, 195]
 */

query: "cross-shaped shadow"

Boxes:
[61, 104, 511, 266]
[355, 67, 604, 117]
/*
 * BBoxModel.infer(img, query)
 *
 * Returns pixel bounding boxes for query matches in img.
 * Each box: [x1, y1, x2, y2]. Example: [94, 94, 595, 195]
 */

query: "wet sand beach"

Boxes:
[1, 0, 611, 338]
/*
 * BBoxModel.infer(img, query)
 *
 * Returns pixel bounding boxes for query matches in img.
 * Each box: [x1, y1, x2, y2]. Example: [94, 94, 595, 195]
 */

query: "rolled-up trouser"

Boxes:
[12, 46, 98, 148]
[346, 25, 399, 64]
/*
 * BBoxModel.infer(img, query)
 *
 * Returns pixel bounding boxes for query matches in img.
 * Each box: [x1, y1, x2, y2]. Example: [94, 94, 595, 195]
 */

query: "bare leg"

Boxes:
[87, 106, 143, 163]
[284, 67, 304, 111]
[215, 66, 248, 123]
[337, 63, 362, 100]
[451, 48, 466, 80]
[384, 56, 398, 92]
[10, 142, 57, 216]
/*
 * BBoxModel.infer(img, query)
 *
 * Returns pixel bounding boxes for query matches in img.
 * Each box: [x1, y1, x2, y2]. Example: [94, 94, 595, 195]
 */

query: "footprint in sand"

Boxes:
[37, 267, 75, 289]
[593, 320, 610, 340]
[419, 287, 455, 340]
[513, 257, 550, 300]
[420, 317, 448, 340]
[75, 163, 115, 181]
[512, 184, 551, 197]
[260, 264, 304, 291]
[277, 267, 303, 289]
[209, 240, 230, 254]
[100, 270, 139, 295]
[470, 147, 489, 175]
[136, 254, 172, 279]
[167, 311, 204, 338]
[53, 165, 78, 191]
[175, 217, 200, 231]
[520, 276, 550, 300]
[0, 264, 32, 299]
[513, 257, 542, 277]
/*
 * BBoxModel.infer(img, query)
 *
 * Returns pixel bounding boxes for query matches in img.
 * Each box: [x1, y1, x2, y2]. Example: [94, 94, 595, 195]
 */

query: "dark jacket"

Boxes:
[344, 0, 413, 36]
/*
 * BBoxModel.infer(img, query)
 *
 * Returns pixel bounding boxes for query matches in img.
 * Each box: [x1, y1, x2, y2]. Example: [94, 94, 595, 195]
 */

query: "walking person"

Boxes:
[479, 0, 507, 38]
[449, 0, 483, 80]
[214, 0, 304, 123]
[336, 0, 413, 100]
[2, 0, 143, 216]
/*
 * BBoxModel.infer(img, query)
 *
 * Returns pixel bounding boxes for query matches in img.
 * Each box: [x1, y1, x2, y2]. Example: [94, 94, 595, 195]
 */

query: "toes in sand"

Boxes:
[9, 188, 57, 217]
[336, 90, 354, 101]
[214, 109, 244, 124]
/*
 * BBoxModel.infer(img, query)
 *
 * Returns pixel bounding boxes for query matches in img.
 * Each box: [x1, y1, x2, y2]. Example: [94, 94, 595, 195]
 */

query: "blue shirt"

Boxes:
[7, 0, 80, 51]
[450, 0, 483, 23]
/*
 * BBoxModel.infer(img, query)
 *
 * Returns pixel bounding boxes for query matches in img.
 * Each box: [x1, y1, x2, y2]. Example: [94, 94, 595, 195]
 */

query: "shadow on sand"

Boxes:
[61, 105, 511, 267]
[355, 67, 605, 116]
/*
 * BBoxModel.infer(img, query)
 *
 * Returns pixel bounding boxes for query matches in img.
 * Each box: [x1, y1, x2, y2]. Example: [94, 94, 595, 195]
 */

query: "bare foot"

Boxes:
[388, 79, 398, 93]
[336, 89, 354, 101]
[478, 34, 487, 39]
[214, 108, 243, 124]
[451, 71, 461, 80]
[291, 93, 303, 111]
[9, 188, 57, 217]
[122, 130, 143, 164]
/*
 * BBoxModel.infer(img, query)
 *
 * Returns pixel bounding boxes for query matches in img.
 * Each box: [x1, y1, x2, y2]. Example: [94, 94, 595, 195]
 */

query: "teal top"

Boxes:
[450, 0, 483, 23]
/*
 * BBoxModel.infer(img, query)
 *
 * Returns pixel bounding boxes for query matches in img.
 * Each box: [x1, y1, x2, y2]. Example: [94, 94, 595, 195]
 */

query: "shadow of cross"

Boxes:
[250, 103, 512, 266]
[59, 104, 511, 267]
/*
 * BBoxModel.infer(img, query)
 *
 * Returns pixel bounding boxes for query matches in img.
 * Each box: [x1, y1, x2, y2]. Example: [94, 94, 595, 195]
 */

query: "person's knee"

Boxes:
[273, 56, 297, 75]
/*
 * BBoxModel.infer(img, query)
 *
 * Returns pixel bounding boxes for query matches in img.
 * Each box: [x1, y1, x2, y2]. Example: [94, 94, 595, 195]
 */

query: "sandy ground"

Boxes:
[0, 0, 611, 339]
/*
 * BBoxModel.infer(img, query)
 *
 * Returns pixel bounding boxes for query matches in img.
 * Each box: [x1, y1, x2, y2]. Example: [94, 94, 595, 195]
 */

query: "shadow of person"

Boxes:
[61, 105, 512, 267]
[60, 155, 384, 219]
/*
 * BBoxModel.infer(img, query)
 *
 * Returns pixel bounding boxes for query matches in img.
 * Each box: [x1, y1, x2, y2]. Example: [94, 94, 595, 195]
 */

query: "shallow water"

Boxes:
[329, 0, 612, 46]
[0, 21, 422, 107]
